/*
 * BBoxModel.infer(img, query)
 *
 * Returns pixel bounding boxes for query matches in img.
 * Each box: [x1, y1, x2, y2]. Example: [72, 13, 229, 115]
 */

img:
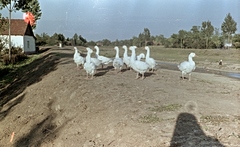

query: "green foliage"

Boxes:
[32, 13, 239, 49]
[232, 34, 240, 48]
[1, 47, 27, 65]
[0, 0, 42, 29]
[102, 39, 111, 46]
[21, 0, 42, 29]
[221, 13, 237, 43]
[0, 14, 8, 34]
[201, 21, 214, 49]
[35, 33, 48, 46]
[71, 33, 87, 46]
[0, 13, 8, 51]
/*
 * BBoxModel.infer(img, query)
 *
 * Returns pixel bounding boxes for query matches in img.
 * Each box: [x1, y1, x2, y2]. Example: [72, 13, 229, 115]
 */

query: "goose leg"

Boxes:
[85, 73, 89, 79]
[188, 73, 191, 81]
[181, 72, 184, 79]
[142, 73, 145, 79]
[135, 73, 139, 79]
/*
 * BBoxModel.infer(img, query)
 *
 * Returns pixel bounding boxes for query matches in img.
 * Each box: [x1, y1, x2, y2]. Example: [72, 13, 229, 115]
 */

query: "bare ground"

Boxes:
[0, 47, 239, 147]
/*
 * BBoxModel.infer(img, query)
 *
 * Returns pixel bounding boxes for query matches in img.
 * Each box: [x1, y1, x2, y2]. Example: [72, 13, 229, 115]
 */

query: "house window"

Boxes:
[27, 41, 30, 48]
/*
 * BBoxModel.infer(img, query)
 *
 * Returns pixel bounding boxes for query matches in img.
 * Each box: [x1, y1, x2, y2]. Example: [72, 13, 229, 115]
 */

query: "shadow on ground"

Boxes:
[170, 113, 224, 147]
[0, 48, 72, 121]
[14, 99, 73, 147]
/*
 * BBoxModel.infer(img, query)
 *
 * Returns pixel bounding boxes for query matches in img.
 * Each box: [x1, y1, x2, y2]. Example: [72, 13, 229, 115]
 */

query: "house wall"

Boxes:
[0, 35, 24, 49]
[23, 35, 36, 53]
[0, 35, 36, 53]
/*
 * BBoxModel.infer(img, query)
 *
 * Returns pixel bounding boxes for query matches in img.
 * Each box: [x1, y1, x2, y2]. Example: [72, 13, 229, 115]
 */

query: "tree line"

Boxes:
[35, 13, 239, 49]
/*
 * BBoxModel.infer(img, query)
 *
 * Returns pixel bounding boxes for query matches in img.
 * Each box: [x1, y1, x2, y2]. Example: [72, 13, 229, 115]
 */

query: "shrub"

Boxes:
[2, 53, 28, 65]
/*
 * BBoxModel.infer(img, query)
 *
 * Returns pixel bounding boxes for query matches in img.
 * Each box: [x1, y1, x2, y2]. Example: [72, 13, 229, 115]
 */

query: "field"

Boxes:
[0, 46, 239, 146]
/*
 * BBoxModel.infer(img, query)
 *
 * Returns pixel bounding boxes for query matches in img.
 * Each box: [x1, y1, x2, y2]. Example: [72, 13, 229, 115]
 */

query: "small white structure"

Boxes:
[224, 43, 232, 49]
[0, 19, 36, 53]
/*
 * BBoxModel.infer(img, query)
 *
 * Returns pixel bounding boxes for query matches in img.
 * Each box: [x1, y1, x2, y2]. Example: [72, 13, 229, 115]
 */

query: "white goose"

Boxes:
[137, 53, 145, 61]
[113, 46, 124, 73]
[94, 46, 113, 68]
[129, 46, 149, 79]
[122, 45, 131, 69]
[84, 48, 96, 79]
[145, 46, 156, 72]
[178, 52, 196, 81]
[87, 47, 101, 68]
[73, 47, 85, 69]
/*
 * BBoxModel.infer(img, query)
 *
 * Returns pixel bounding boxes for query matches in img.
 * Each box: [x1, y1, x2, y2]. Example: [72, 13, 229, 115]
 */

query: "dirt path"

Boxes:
[0, 47, 239, 147]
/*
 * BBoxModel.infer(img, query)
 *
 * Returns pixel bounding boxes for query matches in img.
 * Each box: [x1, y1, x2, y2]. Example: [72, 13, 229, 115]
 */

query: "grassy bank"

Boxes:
[0, 54, 40, 88]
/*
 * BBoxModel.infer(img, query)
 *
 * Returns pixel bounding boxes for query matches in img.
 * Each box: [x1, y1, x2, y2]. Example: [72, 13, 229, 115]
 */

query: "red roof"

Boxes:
[1, 19, 34, 36]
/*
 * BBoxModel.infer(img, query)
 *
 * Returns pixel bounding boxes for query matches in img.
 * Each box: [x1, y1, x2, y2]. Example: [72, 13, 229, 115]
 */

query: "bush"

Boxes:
[2, 53, 28, 65]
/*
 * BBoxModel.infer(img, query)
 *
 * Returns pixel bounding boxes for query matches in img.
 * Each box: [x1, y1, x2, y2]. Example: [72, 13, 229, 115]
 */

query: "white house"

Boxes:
[0, 19, 36, 53]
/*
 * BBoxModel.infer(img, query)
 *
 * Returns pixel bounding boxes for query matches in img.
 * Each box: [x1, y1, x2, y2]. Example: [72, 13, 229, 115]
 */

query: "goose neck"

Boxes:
[124, 48, 128, 56]
[115, 48, 119, 58]
[130, 49, 136, 61]
[188, 56, 193, 62]
[86, 52, 91, 62]
[146, 49, 150, 58]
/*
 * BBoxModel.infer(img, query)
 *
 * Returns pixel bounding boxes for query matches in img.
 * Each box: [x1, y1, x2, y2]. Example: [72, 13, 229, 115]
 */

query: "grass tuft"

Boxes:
[149, 104, 182, 112]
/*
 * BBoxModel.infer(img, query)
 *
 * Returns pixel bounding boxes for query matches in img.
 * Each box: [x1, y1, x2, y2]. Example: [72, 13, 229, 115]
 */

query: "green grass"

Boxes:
[139, 114, 162, 123]
[0, 54, 40, 87]
[77, 46, 240, 64]
[200, 115, 229, 125]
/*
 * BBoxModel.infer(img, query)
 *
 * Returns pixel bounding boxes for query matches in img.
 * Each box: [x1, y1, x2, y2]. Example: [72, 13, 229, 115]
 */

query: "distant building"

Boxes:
[224, 43, 232, 49]
[0, 19, 36, 53]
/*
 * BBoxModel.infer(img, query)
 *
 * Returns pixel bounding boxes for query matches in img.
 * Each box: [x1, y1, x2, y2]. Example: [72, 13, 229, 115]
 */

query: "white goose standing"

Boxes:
[122, 45, 131, 69]
[94, 46, 113, 68]
[129, 46, 149, 79]
[113, 46, 124, 73]
[88, 47, 101, 68]
[73, 47, 85, 69]
[84, 48, 96, 79]
[137, 53, 145, 61]
[145, 46, 156, 72]
[178, 52, 196, 81]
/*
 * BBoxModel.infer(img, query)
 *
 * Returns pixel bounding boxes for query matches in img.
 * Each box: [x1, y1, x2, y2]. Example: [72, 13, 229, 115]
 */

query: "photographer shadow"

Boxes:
[170, 113, 224, 147]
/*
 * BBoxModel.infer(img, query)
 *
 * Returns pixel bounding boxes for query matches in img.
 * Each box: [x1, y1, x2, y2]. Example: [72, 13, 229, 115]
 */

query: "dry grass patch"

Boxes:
[149, 104, 182, 112]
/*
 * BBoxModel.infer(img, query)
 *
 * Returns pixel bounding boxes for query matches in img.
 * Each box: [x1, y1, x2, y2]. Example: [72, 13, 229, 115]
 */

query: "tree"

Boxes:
[190, 26, 204, 48]
[35, 33, 49, 46]
[143, 28, 151, 46]
[0, 0, 42, 61]
[0, 14, 8, 51]
[210, 28, 221, 48]
[102, 39, 111, 46]
[57, 33, 65, 47]
[72, 33, 78, 46]
[201, 21, 214, 49]
[178, 30, 188, 48]
[79, 35, 87, 46]
[21, 0, 42, 29]
[221, 13, 237, 44]
[0, 13, 8, 34]
[232, 34, 240, 48]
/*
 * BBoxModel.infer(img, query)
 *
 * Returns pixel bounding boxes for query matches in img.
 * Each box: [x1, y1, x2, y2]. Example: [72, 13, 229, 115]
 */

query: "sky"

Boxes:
[1, 0, 240, 41]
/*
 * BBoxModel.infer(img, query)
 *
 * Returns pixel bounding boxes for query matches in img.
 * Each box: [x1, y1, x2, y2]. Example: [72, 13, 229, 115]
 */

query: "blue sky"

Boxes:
[1, 0, 240, 41]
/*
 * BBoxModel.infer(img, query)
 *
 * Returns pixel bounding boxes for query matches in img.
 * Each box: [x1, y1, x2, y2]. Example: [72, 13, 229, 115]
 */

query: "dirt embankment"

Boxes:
[0, 47, 239, 146]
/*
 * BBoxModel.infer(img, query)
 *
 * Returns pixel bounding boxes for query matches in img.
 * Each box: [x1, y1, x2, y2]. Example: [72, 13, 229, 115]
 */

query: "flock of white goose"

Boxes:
[73, 46, 196, 80]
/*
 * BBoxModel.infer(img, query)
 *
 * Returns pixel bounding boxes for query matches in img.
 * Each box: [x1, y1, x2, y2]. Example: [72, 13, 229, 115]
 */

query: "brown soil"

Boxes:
[0, 47, 239, 147]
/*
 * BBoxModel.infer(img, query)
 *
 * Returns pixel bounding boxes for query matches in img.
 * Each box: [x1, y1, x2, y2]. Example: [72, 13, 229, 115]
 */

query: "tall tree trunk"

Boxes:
[8, 1, 12, 61]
